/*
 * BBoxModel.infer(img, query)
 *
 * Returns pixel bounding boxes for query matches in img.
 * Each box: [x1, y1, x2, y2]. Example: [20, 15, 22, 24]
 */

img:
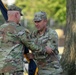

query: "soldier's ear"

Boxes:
[15, 12, 18, 18]
[44, 20, 47, 25]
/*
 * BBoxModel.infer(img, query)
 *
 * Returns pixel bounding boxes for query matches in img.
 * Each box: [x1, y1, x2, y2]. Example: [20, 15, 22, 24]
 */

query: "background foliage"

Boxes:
[0, 0, 66, 30]
[15, 0, 66, 29]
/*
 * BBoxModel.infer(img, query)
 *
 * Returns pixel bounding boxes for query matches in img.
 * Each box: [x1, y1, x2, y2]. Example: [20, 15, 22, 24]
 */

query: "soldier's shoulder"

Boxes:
[0, 22, 18, 34]
[48, 28, 57, 35]
[0, 23, 9, 28]
[0, 22, 17, 27]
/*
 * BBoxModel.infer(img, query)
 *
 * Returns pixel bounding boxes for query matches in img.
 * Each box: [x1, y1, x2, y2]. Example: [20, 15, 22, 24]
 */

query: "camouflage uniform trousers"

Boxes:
[38, 61, 63, 75]
[38, 68, 63, 75]
[9, 71, 23, 75]
[0, 71, 23, 75]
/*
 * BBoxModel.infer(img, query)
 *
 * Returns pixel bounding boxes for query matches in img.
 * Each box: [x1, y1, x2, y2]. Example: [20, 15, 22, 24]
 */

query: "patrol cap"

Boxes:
[8, 5, 23, 16]
[34, 11, 47, 21]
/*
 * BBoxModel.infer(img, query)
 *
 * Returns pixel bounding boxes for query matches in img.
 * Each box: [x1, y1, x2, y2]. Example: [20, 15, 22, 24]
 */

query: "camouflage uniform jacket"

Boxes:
[30, 28, 61, 71]
[0, 21, 32, 73]
[0, 22, 24, 73]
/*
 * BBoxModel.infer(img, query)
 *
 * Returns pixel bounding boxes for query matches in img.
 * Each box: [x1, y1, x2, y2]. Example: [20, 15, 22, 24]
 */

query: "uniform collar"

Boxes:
[36, 27, 48, 36]
[6, 21, 21, 26]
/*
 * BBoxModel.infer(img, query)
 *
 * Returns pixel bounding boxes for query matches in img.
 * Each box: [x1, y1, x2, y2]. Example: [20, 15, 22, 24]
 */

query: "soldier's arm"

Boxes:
[16, 31, 42, 52]
[46, 30, 59, 54]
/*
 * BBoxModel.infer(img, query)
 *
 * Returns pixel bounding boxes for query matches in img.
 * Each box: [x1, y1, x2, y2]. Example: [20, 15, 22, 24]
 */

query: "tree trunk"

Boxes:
[60, 0, 76, 75]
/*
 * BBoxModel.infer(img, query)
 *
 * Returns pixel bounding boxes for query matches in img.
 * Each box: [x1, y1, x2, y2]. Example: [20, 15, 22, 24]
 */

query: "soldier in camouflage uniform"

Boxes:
[29, 11, 63, 75]
[0, 5, 25, 75]
[0, 5, 39, 75]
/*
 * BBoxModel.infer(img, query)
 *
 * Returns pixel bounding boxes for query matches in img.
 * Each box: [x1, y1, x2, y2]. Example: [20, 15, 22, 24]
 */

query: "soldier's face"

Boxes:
[34, 20, 47, 31]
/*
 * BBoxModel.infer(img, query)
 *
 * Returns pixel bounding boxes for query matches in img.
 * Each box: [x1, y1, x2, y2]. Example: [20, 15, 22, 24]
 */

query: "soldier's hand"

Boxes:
[45, 46, 54, 54]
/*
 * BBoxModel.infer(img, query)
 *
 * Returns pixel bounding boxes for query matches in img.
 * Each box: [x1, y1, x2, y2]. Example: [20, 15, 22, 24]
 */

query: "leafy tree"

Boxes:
[15, 0, 66, 28]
